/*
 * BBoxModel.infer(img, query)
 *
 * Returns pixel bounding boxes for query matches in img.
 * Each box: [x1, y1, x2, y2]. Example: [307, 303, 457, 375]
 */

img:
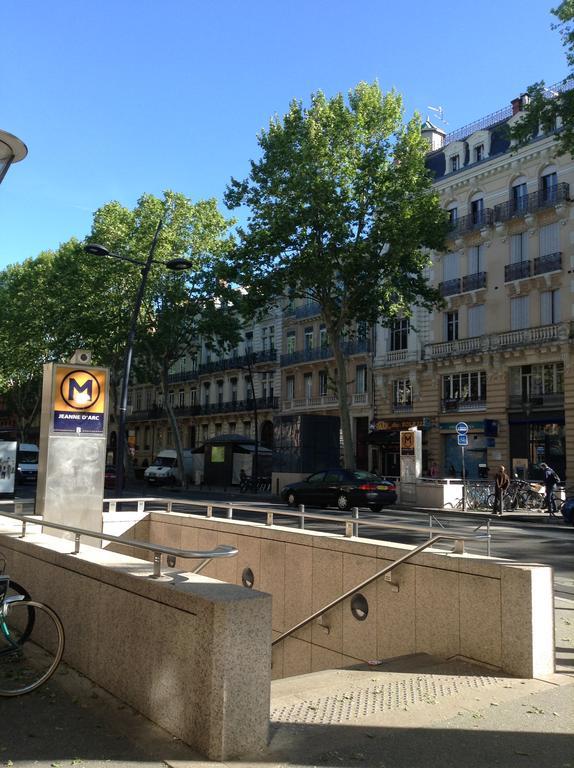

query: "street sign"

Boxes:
[455, 421, 469, 435]
[457, 434, 468, 446]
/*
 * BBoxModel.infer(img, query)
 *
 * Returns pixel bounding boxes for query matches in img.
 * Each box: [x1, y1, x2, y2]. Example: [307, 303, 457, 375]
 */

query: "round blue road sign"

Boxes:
[455, 421, 469, 435]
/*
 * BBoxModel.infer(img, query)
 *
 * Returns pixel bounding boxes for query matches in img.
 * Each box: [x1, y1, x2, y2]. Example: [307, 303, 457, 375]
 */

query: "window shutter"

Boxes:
[511, 296, 529, 330]
[539, 223, 559, 257]
[510, 232, 528, 263]
[443, 251, 459, 281]
[468, 305, 485, 337]
[540, 289, 560, 324]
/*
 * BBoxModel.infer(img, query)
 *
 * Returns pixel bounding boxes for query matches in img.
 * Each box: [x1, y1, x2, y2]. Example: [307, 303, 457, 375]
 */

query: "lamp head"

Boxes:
[84, 243, 111, 257]
[165, 257, 194, 272]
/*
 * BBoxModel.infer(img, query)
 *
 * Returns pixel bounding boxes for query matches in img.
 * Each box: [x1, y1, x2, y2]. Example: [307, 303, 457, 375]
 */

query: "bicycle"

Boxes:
[0, 557, 65, 696]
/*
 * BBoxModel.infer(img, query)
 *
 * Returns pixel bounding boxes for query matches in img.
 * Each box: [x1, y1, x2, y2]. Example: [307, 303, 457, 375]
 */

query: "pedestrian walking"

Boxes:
[540, 462, 560, 517]
[494, 465, 510, 515]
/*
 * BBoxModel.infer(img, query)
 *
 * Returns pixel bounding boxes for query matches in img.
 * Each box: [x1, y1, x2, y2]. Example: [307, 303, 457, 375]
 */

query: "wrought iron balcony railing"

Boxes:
[504, 261, 531, 281]
[438, 278, 461, 297]
[494, 183, 569, 222]
[441, 398, 487, 413]
[505, 253, 561, 281]
[198, 348, 277, 376]
[534, 252, 562, 275]
[461, 271, 487, 292]
[447, 208, 494, 237]
[283, 301, 322, 320]
[281, 338, 370, 367]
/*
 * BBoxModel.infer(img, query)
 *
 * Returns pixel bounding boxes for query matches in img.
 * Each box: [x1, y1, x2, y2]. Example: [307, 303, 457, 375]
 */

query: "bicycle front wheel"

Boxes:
[0, 600, 64, 696]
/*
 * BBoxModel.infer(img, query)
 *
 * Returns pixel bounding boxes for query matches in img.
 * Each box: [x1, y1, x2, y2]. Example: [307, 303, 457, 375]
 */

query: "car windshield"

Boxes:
[152, 457, 176, 468]
[18, 451, 38, 464]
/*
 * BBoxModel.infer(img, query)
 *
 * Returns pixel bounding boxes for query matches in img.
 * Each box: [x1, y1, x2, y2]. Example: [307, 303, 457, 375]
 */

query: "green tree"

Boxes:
[225, 82, 447, 469]
[86, 191, 240, 485]
[512, 2, 574, 154]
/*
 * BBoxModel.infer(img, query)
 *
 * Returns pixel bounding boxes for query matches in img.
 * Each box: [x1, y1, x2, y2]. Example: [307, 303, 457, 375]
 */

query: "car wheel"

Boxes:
[370, 505, 384, 513]
[337, 493, 349, 511]
[286, 491, 297, 507]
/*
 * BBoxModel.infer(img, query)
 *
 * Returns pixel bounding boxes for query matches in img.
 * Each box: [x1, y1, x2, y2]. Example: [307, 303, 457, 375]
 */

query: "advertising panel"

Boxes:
[52, 367, 107, 434]
[0, 441, 17, 494]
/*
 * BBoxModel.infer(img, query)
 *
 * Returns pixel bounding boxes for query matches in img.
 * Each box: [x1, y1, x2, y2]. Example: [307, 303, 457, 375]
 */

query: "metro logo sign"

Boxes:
[53, 366, 107, 433]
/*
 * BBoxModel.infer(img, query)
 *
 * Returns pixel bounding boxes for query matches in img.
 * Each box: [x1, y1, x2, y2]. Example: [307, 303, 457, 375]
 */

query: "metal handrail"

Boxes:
[0, 509, 238, 579]
[271, 532, 475, 648]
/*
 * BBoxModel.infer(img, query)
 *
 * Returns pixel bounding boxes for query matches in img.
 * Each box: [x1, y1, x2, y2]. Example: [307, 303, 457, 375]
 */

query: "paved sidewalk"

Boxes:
[2, 597, 573, 768]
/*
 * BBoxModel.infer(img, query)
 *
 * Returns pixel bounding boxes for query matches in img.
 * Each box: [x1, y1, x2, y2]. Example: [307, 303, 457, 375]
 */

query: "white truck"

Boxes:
[16, 443, 40, 483]
[144, 449, 195, 486]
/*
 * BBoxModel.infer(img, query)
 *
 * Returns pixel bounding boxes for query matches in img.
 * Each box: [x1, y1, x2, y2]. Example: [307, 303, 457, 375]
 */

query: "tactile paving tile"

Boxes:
[271, 673, 506, 725]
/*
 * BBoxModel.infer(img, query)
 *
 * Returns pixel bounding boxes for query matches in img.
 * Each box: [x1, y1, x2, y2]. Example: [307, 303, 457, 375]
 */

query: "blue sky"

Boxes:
[0, 0, 567, 268]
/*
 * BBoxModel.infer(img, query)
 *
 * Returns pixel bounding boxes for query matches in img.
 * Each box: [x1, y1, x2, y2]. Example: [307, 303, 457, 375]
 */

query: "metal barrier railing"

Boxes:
[0, 507, 238, 579]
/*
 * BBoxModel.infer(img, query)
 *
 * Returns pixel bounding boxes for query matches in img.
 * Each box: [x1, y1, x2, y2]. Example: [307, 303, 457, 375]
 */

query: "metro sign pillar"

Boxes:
[36, 361, 109, 543]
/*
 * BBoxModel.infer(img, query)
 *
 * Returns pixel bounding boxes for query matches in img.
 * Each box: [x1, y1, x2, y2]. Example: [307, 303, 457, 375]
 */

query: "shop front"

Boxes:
[368, 417, 432, 477]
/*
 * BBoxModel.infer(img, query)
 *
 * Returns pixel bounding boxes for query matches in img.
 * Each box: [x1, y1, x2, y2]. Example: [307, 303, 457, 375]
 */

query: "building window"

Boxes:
[304, 372, 313, 399]
[512, 182, 528, 213]
[319, 324, 328, 348]
[541, 171, 558, 202]
[286, 331, 296, 354]
[510, 295, 529, 330]
[202, 424, 209, 443]
[178, 389, 185, 407]
[190, 388, 197, 405]
[540, 289, 560, 325]
[215, 423, 222, 436]
[448, 206, 458, 225]
[261, 371, 274, 399]
[135, 390, 142, 410]
[442, 371, 486, 406]
[539, 222, 559, 257]
[510, 362, 564, 399]
[286, 375, 295, 400]
[510, 232, 528, 263]
[355, 365, 367, 395]
[304, 327, 314, 350]
[474, 144, 484, 162]
[243, 421, 251, 438]
[471, 197, 484, 225]
[467, 245, 483, 275]
[390, 318, 410, 351]
[319, 370, 328, 396]
[228, 422, 236, 434]
[217, 380, 224, 405]
[144, 426, 150, 449]
[230, 377, 238, 403]
[450, 155, 460, 172]
[468, 304, 485, 338]
[443, 251, 459, 281]
[203, 382, 211, 406]
[444, 311, 459, 341]
[393, 379, 412, 405]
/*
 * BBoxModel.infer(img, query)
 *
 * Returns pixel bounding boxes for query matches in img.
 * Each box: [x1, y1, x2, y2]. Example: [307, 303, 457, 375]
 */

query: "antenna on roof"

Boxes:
[427, 105, 448, 125]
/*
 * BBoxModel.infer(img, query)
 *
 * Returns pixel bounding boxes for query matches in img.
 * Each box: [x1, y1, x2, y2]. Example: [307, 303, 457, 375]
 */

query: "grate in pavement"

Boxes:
[271, 673, 505, 725]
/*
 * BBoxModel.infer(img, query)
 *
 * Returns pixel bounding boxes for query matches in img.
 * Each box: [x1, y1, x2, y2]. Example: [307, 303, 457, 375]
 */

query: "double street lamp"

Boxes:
[84, 221, 192, 495]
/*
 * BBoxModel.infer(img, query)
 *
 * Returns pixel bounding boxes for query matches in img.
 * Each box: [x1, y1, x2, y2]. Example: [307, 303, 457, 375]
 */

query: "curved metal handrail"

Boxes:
[272, 533, 475, 647]
[0, 510, 237, 579]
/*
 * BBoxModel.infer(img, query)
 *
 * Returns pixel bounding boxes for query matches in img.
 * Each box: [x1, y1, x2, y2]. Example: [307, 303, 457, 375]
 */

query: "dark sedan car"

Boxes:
[280, 469, 397, 512]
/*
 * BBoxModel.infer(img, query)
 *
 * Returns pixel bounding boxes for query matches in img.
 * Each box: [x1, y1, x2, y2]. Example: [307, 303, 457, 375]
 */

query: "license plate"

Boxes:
[376, 485, 389, 491]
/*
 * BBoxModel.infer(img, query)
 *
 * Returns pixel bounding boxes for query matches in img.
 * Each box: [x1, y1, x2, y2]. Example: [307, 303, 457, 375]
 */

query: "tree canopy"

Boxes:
[512, 2, 574, 154]
[225, 81, 448, 467]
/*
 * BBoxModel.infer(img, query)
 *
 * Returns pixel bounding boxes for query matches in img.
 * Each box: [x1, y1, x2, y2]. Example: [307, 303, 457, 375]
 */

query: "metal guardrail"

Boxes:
[0, 506, 238, 579]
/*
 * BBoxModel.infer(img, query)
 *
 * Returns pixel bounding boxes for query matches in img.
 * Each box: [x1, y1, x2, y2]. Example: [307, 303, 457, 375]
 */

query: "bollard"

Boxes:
[227, 505, 233, 519]
[299, 504, 305, 529]
[74, 533, 81, 555]
[352, 507, 359, 537]
[207, 505, 213, 518]
[137, 500, 145, 513]
[452, 539, 465, 555]
[266, 511, 274, 526]
[152, 552, 162, 578]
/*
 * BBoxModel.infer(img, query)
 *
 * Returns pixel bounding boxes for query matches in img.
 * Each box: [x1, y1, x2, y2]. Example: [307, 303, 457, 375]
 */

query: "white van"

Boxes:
[16, 443, 39, 483]
[144, 449, 194, 486]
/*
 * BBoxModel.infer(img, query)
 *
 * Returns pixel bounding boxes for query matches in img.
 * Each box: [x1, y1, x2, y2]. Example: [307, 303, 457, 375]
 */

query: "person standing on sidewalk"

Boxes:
[494, 465, 510, 516]
[540, 462, 560, 517]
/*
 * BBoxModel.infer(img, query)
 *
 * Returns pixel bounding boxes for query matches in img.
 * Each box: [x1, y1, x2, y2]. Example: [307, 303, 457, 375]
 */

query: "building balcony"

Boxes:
[461, 271, 487, 292]
[447, 208, 494, 237]
[424, 323, 572, 361]
[283, 301, 322, 320]
[198, 349, 278, 376]
[392, 402, 413, 413]
[283, 394, 339, 412]
[424, 336, 483, 360]
[167, 370, 199, 384]
[441, 398, 487, 413]
[494, 183, 569, 222]
[127, 396, 279, 421]
[509, 392, 564, 411]
[504, 261, 531, 282]
[281, 338, 370, 367]
[438, 278, 461, 297]
[534, 252, 562, 275]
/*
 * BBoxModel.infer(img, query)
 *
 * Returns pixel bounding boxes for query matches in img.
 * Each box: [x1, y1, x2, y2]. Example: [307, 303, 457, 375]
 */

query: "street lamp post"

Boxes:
[84, 221, 192, 496]
[0, 129, 27, 186]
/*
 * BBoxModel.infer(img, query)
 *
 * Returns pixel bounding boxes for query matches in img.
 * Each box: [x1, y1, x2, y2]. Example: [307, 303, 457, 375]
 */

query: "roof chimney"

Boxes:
[421, 118, 445, 151]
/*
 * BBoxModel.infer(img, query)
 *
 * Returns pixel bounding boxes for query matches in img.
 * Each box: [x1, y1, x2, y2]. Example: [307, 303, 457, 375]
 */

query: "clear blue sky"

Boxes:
[0, 0, 567, 269]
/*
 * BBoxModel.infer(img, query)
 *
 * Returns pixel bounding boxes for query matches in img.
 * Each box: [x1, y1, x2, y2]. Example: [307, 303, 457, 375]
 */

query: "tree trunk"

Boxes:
[331, 335, 355, 470]
[161, 364, 188, 489]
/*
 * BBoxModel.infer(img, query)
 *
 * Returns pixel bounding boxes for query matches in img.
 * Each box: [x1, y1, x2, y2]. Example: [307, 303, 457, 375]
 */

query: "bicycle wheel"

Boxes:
[4, 581, 35, 643]
[0, 600, 64, 696]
